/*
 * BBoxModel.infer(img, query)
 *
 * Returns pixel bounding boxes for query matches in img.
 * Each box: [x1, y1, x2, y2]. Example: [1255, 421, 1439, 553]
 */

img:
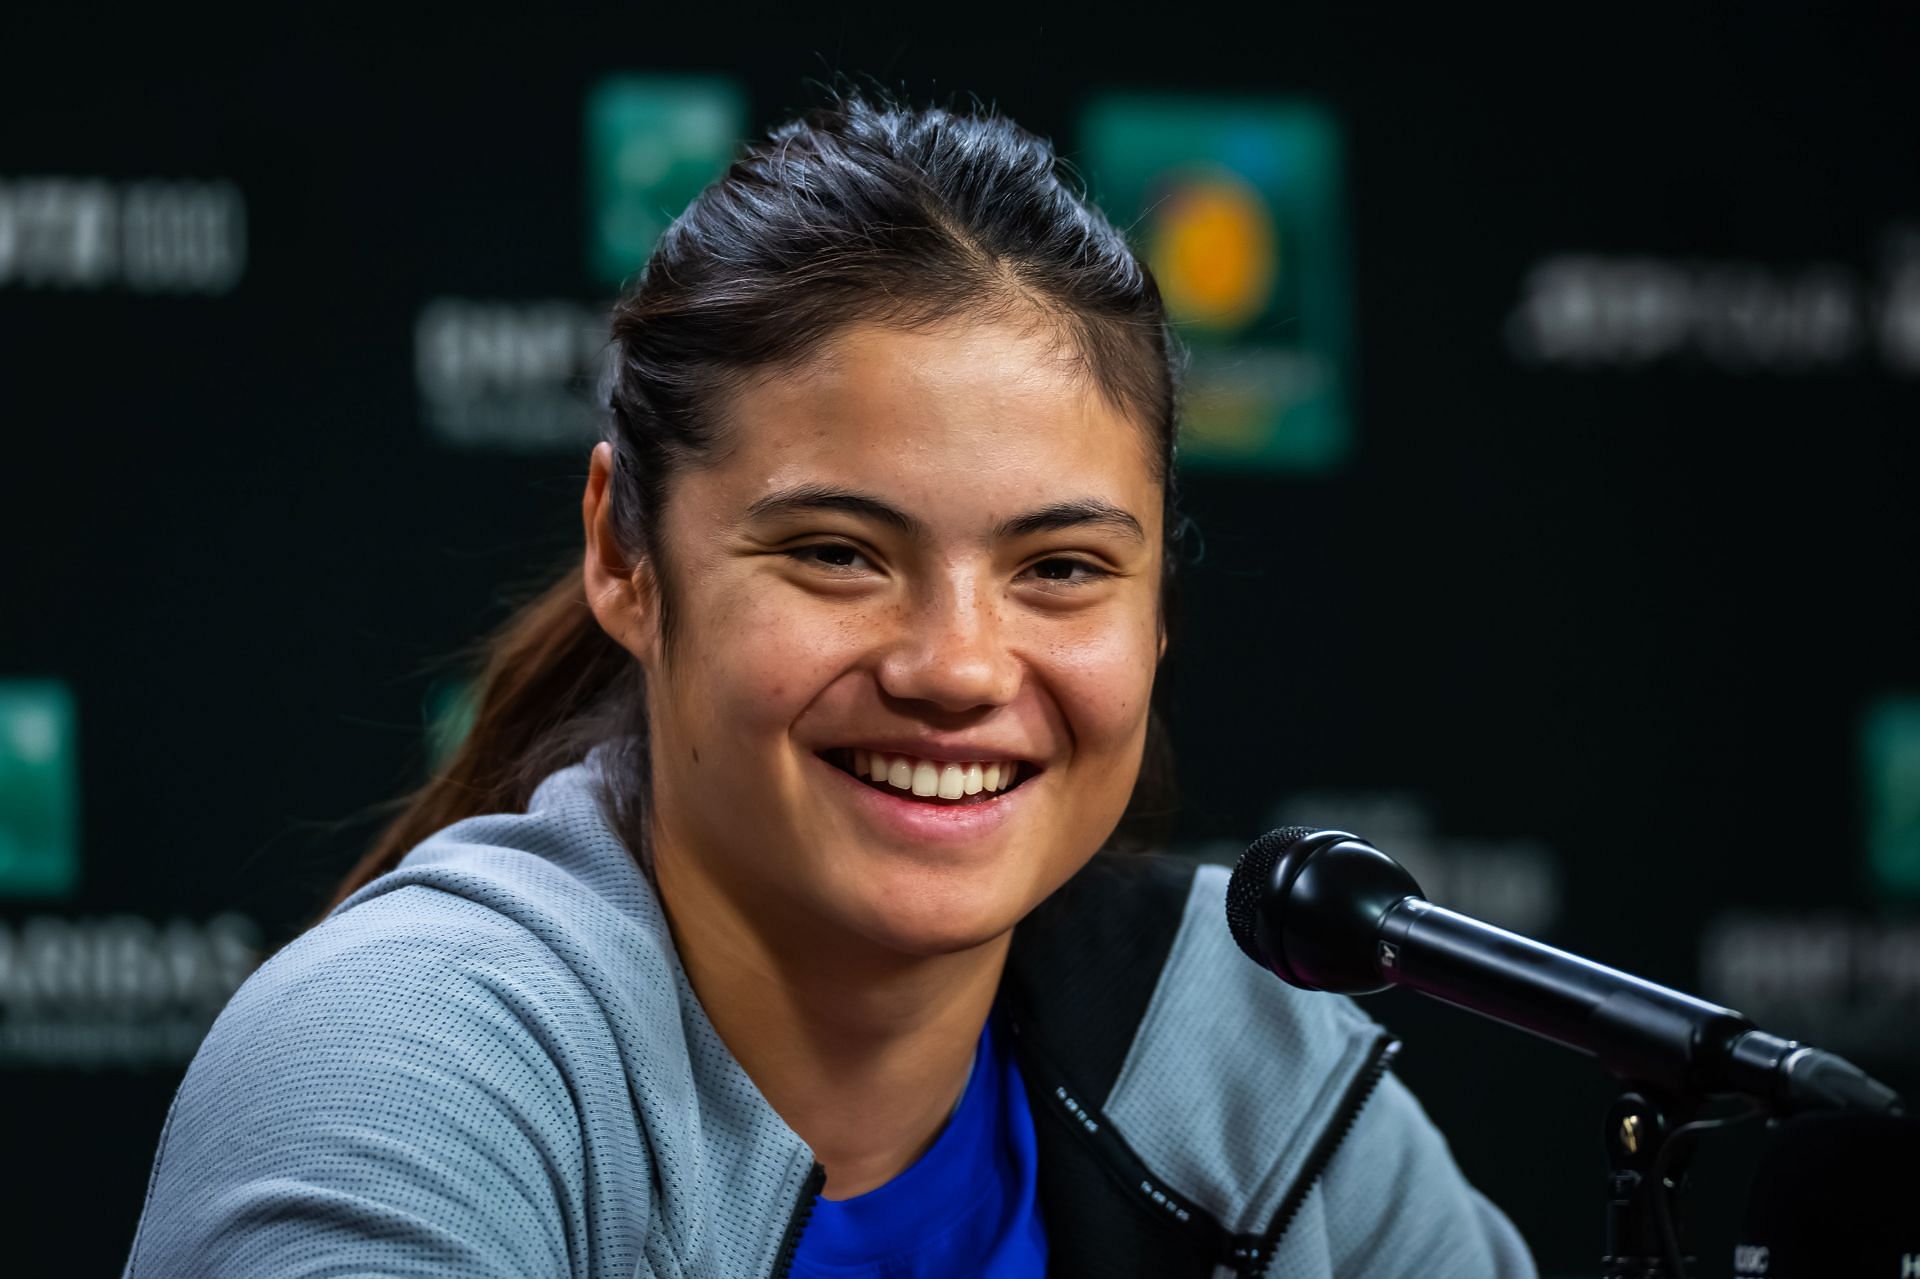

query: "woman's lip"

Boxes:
[818, 743, 1041, 769]
[813, 751, 1028, 845]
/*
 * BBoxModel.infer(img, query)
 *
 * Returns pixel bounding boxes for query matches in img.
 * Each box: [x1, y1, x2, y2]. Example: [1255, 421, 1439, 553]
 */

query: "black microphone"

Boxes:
[1225, 827, 1904, 1115]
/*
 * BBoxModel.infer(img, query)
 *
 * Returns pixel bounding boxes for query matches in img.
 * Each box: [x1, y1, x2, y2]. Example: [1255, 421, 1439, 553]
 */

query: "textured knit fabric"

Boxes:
[1045, 864, 1534, 1279]
[790, 1013, 1047, 1278]
[126, 754, 814, 1278]
[124, 750, 1534, 1278]
[1107, 861, 1387, 1234]
[1108, 863, 1527, 1269]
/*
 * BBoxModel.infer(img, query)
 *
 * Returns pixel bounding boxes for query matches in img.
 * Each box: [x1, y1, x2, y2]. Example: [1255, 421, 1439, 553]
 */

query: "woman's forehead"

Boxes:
[698, 319, 1164, 530]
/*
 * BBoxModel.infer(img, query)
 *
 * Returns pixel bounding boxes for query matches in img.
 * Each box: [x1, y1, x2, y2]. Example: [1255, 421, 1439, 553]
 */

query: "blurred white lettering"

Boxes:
[1700, 912, 1920, 1060]
[1506, 226, 1920, 376]
[0, 177, 246, 293]
[1269, 791, 1563, 935]
[0, 913, 261, 1068]
[1506, 256, 1860, 371]
[414, 297, 613, 450]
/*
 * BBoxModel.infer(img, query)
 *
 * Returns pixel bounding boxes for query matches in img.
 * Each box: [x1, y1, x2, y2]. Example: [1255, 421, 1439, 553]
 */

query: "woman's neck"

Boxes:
[652, 844, 1010, 1200]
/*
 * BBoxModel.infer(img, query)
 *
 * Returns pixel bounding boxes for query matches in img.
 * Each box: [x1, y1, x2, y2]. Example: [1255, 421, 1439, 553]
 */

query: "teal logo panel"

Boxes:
[1863, 696, 1920, 900]
[0, 680, 78, 900]
[586, 76, 747, 290]
[1081, 97, 1353, 472]
[424, 677, 478, 770]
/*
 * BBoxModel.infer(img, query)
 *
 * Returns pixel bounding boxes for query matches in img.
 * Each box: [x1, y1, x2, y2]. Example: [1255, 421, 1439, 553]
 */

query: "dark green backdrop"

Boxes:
[4, 6, 1917, 1276]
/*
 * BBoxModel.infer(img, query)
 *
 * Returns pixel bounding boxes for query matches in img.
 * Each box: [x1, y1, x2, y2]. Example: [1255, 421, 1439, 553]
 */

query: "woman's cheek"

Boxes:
[1047, 612, 1161, 743]
[711, 609, 866, 723]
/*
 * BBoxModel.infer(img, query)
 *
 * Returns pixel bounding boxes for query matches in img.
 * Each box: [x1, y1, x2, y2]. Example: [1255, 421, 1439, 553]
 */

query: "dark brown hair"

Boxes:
[325, 96, 1183, 912]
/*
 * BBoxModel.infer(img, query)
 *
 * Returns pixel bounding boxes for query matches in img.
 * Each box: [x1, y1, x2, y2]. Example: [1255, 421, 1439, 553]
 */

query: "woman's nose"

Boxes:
[875, 579, 1021, 713]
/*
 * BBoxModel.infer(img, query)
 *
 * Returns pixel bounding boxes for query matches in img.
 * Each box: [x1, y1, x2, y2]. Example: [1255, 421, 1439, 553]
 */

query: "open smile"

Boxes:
[820, 748, 1038, 807]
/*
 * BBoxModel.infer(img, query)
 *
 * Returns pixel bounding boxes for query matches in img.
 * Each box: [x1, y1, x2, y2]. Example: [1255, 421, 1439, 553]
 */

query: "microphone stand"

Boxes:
[1602, 1091, 1691, 1278]
[1600, 1090, 1761, 1278]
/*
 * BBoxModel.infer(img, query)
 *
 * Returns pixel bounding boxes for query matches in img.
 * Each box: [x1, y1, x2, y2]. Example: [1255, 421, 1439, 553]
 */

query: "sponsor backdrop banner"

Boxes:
[4, 8, 1917, 1276]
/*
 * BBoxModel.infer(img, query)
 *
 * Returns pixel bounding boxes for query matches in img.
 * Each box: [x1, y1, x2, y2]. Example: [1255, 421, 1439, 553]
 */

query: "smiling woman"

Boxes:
[123, 97, 1535, 1278]
[614, 321, 1164, 960]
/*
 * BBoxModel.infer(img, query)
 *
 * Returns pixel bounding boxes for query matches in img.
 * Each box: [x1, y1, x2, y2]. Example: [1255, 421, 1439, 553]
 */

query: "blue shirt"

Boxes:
[789, 1013, 1048, 1278]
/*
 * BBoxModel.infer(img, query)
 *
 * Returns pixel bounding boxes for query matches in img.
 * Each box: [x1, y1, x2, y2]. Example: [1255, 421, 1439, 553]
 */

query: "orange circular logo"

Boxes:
[1147, 170, 1277, 333]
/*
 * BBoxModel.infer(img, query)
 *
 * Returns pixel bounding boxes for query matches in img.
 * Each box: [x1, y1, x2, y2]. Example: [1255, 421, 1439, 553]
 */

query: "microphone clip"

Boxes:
[1600, 1090, 1760, 1279]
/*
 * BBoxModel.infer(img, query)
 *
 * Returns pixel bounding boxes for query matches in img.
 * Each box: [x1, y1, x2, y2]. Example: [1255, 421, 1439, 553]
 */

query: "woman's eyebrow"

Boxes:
[996, 499, 1145, 543]
[741, 486, 1144, 543]
[742, 485, 920, 535]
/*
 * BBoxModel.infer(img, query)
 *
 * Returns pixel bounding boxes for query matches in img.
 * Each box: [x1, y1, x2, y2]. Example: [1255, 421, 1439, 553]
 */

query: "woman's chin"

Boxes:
[832, 870, 1034, 959]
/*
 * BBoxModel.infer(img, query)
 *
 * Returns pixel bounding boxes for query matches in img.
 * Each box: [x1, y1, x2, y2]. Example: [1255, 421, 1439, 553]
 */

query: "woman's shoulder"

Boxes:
[332, 751, 668, 952]
[124, 764, 685, 1276]
[127, 878, 658, 1277]
[267, 755, 686, 1061]
[192, 773, 676, 1141]
[165, 751, 694, 1168]
[246, 876, 611, 1050]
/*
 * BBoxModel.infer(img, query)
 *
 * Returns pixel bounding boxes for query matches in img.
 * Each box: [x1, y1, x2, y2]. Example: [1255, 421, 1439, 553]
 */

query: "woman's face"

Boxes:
[622, 318, 1164, 958]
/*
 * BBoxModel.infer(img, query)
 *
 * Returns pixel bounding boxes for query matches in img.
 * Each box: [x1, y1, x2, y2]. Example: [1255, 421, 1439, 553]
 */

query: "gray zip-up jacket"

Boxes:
[125, 754, 1535, 1278]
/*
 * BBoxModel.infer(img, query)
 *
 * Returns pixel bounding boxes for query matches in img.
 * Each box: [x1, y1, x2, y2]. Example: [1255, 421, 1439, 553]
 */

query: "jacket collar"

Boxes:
[1004, 853, 1396, 1275]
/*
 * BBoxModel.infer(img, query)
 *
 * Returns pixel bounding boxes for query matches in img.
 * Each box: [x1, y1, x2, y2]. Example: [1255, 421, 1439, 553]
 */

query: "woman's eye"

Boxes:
[786, 543, 872, 572]
[1026, 557, 1111, 584]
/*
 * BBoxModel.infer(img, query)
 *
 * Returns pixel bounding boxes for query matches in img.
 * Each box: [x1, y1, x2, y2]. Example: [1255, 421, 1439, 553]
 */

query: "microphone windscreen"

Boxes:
[1225, 826, 1320, 968]
[1733, 1111, 1920, 1278]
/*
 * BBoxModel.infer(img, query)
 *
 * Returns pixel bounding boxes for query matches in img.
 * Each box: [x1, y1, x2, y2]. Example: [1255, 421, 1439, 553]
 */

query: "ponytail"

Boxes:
[321, 564, 638, 913]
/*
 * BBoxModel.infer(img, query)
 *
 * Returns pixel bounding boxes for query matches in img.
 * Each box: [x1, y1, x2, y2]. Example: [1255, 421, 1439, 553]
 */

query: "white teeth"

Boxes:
[847, 751, 1022, 799]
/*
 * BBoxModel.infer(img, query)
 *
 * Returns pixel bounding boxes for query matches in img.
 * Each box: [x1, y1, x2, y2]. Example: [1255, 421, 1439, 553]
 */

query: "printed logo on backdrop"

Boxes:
[413, 298, 613, 450]
[0, 680, 261, 1067]
[424, 677, 477, 769]
[1182, 790, 1563, 935]
[1863, 696, 1920, 902]
[1697, 695, 1920, 1064]
[0, 177, 246, 293]
[1273, 792, 1563, 933]
[0, 681, 77, 901]
[0, 913, 260, 1069]
[1701, 912, 1920, 1061]
[1506, 224, 1920, 374]
[1081, 97, 1353, 472]
[585, 75, 745, 291]
[414, 77, 744, 452]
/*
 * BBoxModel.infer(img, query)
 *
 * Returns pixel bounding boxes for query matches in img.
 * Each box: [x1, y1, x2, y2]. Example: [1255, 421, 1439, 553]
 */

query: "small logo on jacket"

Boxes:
[1053, 1085, 1100, 1134]
[1137, 1179, 1192, 1224]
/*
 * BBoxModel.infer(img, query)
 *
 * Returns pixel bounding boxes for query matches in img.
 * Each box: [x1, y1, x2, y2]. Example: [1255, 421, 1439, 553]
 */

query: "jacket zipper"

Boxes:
[1237, 1034, 1401, 1278]
[768, 1161, 826, 1279]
